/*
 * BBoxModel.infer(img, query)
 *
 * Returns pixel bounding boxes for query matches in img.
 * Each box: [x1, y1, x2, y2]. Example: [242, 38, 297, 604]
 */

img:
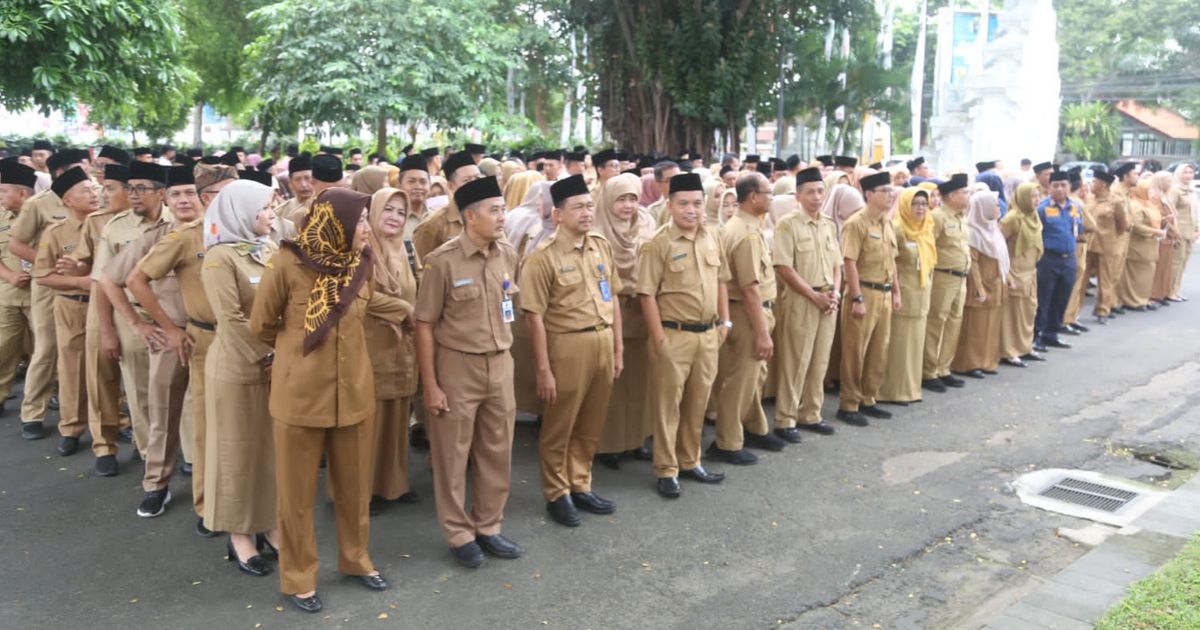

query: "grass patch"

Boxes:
[1095, 534, 1200, 630]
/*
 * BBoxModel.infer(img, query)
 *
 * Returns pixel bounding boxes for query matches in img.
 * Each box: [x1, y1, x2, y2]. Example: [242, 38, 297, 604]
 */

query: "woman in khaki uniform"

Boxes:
[1117, 179, 1166, 310]
[250, 188, 410, 613]
[998, 183, 1043, 367]
[1150, 172, 1180, 305]
[951, 190, 1010, 377]
[594, 173, 656, 468]
[200, 180, 280, 577]
[879, 188, 935, 403]
[1167, 164, 1195, 300]
[365, 188, 419, 505]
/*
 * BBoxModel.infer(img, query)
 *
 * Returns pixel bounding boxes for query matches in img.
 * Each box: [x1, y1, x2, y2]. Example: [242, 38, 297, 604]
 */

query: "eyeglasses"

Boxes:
[124, 184, 162, 196]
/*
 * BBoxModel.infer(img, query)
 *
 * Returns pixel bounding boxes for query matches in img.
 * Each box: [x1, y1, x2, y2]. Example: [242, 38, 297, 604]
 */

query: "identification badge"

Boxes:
[598, 263, 612, 302]
[1046, 208, 1061, 218]
[906, 241, 917, 249]
[249, 276, 261, 285]
[501, 274, 515, 323]
[868, 232, 881, 240]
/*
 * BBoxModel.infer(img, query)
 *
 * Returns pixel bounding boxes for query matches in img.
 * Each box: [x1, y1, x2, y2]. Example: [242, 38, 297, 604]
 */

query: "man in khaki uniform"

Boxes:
[275, 153, 314, 225]
[637, 172, 731, 499]
[128, 163, 228, 536]
[773, 167, 841, 438]
[9, 150, 88, 439]
[646, 161, 680, 225]
[1087, 169, 1119, 323]
[414, 176, 524, 569]
[103, 166, 199, 516]
[31, 167, 96, 459]
[921, 173, 971, 393]
[836, 171, 901, 427]
[1107, 163, 1137, 315]
[709, 172, 786, 467]
[412, 150, 482, 261]
[520, 174, 623, 527]
[0, 160, 38, 434]
[91, 161, 173, 462]
[1032, 162, 1054, 205]
[1061, 171, 1095, 333]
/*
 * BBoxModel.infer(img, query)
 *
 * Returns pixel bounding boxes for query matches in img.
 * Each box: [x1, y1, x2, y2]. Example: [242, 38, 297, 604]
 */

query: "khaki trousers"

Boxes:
[839, 289, 891, 412]
[53, 297, 88, 437]
[922, 273, 965, 380]
[371, 397, 412, 500]
[114, 314, 151, 453]
[0, 303, 30, 402]
[429, 348, 515, 548]
[774, 293, 836, 428]
[142, 348, 189, 491]
[275, 420, 374, 596]
[1063, 242, 1088, 325]
[1094, 253, 1124, 316]
[187, 324, 215, 516]
[84, 323, 123, 457]
[649, 327, 719, 478]
[1170, 238, 1193, 297]
[538, 328, 614, 502]
[713, 305, 773, 449]
[21, 281, 56, 423]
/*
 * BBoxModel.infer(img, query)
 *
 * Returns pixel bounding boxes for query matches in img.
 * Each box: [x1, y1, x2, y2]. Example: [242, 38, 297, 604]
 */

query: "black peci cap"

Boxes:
[453, 176, 503, 211]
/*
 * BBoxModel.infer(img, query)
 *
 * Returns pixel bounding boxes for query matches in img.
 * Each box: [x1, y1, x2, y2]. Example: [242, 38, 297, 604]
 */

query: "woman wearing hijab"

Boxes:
[498, 159, 524, 190]
[1151, 172, 1181, 305]
[640, 173, 661, 207]
[770, 176, 797, 224]
[249, 188, 411, 613]
[818, 183, 866, 390]
[715, 188, 738, 225]
[594, 173, 658, 468]
[975, 172, 1008, 216]
[998, 183, 1043, 367]
[1167, 164, 1196, 301]
[702, 178, 726, 224]
[199, 180, 281, 578]
[365, 188, 419, 509]
[1117, 180, 1166, 311]
[917, 181, 941, 209]
[504, 180, 556, 419]
[950, 190, 1010, 377]
[878, 188, 935, 404]
[351, 165, 396, 196]
[503, 170, 544, 212]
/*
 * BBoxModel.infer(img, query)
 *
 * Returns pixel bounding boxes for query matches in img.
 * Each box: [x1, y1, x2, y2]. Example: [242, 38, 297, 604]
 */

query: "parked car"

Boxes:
[1059, 161, 1107, 179]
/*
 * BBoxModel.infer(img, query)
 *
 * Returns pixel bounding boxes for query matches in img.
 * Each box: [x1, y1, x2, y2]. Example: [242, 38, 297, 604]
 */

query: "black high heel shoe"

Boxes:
[227, 538, 272, 577]
[256, 533, 279, 557]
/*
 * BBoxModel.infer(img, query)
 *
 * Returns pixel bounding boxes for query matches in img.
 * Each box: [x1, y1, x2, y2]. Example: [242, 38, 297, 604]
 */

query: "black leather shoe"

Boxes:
[705, 444, 758, 465]
[955, 369, 985, 379]
[656, 477, 681, 498]
[982, 368, 999, 375]
[1126, 304, 1147, 312]
[595, 453, 621, 470]
[227, 539, 271, 577]
[1112, 306, 1127, 314]
[744, 430, 787, 452]
[196, 517, 220, 538]
[180, 461, 192, 476]
[21, 421, 47, 440]
[940, 374, 965, 387]
[1146, 302, 1159, 311]
[570, 491, 616, 515]
[921, 378, 947, 393]
[1045, 338, 1071, 349]
[796, 421, 836, 435]
[410, 424, 430, 450]
[629, 445, 653, 461]
[48, 393, 59, 410]
[878, 400, 910, 406]
[289, 593, 323, 613]
[118, 426, 133, 443]
[773, 427, 803, 444]
[256, 533, 279, 556]
[476, 533, 524, 559]
[860, 405, 892, 419]
[1032, 342, 1048, 352]
[1000, 357, 1027, 368]
[680, 466, 725, 484]
[57, 436, 79, 456]
[357, 573, 389, 590]
[1056, 326, 1080, 336]
[546, 495, 581, 527]
[96, 455, 119, 477]
[835, 410, 869, 427]
[1072, 323, 1090, 332]
[1022, 351, 1046, 362]
[451, 541, 485, 568]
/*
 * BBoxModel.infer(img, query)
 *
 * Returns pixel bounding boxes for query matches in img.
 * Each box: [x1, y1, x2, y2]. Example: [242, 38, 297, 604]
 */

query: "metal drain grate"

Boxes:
[1038, 477, 1140, 513]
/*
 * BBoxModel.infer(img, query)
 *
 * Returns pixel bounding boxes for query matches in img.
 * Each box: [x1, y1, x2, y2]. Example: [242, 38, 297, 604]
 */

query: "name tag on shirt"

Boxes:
[868, 233, 881, 240]
[452, 278, 474, 288]
[671, 252, 688, 261]
[1046, 208, 1061, 218]
[249, 276, 261, 285]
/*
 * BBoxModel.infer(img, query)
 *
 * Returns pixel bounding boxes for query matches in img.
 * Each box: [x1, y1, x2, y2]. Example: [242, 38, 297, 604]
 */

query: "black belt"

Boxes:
[859, 281, 892, 293]
[188, 319, 216, 332]
[661, 321, 714, 333]
[60, 294, 89, 303]
[460, 349, 505, 357]
[812, 285, 834, 292]
[564, 323, 610, 334]
[1045, 251, 1072, 259]
[935, 268, 969, 278]
[732, 300, 775, 308]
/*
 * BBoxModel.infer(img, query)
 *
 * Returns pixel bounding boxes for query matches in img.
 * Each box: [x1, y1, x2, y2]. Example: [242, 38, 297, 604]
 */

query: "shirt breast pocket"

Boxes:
[794, 236, 815, 254]
[703, 249, 722, 268]
[451, 284, 482, 302]
[664, 254, 693, 291]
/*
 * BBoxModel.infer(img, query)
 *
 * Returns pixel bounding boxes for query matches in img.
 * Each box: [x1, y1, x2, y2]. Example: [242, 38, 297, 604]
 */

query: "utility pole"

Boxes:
[911, 0, 928, 151]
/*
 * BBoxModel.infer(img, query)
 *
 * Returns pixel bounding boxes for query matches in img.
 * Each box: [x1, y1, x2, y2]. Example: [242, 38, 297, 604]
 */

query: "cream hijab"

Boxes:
[366, 187, 416, 301]
[203, 180, 272, 254]
[820, 183, 865, 236]
[595, 173, 656, 289]
[966, 190, 1010, 280]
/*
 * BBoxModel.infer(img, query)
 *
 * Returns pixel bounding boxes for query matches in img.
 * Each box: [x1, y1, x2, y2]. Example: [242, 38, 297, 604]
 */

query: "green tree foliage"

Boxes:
[0, 0, 195, 124]
[246, 0, 517, 151]
[1060, 102, 1120, 162]
[181, 0, 270, 117]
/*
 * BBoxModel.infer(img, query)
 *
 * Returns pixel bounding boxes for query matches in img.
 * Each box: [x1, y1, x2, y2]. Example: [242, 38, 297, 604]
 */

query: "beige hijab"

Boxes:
[350, 165, 392, 195]
[503, 170, 544, 211]
[595, 173, 656, 289]
[367, 187, 417, 302]
[820, 183, 865, 236]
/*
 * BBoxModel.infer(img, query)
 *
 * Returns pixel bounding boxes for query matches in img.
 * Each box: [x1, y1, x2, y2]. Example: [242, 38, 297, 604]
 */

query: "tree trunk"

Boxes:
[192, 103, 204, 148]
[376, 110, 388, 156]
[258, 127, 269, 156]
[506, 67, 515, 116]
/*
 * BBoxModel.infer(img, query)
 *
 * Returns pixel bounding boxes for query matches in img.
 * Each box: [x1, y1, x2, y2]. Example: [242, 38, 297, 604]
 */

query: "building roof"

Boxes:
[1115, 100, 1199, 140]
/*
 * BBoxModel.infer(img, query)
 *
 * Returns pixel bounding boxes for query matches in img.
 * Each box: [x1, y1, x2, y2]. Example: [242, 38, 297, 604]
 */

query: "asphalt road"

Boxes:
[3, 268, 1200, 630]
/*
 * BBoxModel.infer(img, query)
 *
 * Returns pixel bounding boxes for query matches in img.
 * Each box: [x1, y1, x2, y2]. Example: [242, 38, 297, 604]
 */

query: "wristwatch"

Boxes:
[722, 320, 733, 329]
[851, 294, 865, 304]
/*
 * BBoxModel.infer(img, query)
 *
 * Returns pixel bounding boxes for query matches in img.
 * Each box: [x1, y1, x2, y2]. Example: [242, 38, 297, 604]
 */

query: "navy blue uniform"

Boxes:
[1034, 196, 1084, 343]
